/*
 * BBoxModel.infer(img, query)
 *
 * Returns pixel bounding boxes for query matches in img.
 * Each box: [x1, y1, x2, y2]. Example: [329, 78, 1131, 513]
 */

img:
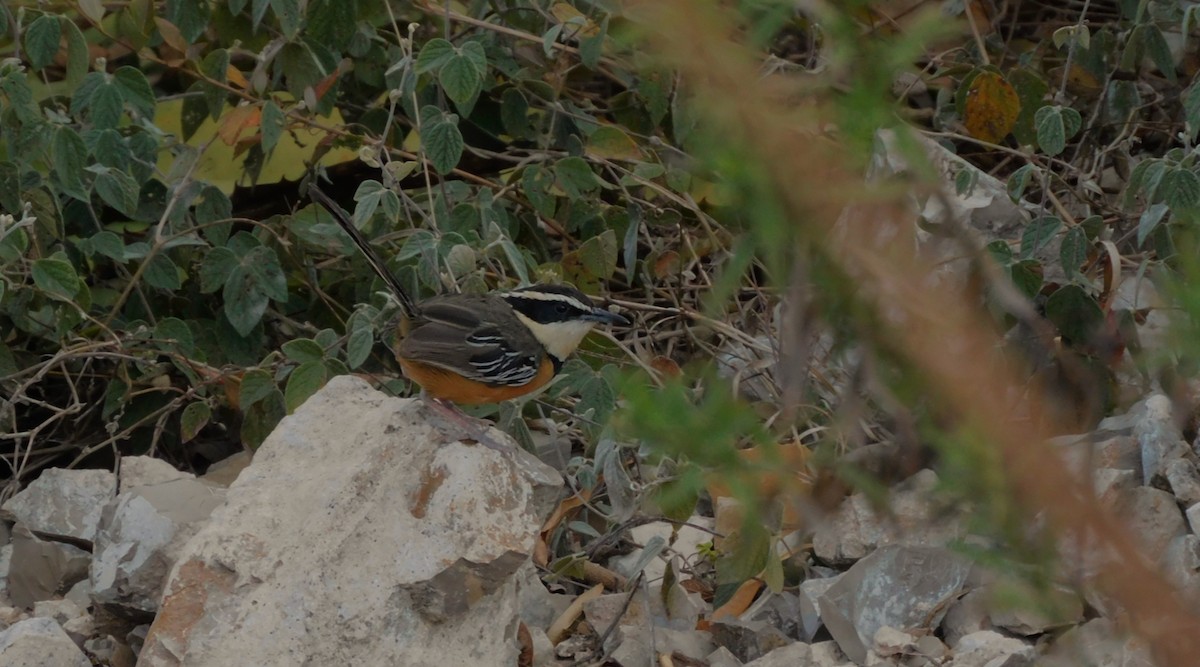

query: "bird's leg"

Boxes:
[418, 392, 513, 452]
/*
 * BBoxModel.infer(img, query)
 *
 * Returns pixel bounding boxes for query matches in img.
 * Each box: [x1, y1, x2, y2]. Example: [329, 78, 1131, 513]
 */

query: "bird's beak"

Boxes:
[585, 306, 630, 326]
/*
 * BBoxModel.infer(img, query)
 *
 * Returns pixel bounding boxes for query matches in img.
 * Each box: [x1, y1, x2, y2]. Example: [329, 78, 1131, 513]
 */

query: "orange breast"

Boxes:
[398, 356, 557, 405]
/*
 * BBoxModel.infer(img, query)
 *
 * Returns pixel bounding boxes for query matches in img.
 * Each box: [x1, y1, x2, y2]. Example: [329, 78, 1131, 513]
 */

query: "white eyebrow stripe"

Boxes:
[501, 290, 592, 310]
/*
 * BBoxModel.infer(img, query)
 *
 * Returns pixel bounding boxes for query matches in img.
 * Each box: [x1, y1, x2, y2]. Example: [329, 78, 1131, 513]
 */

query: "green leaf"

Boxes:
[1021, 216, 1062, 258]
[200, 246, 238, 293]
[87, 231, 126, 261]
[61, 17, 89, 87]
[1138, 203, 1169, 247]
[500, 88, 532, 139]
[1164, 168, 1200, 211]
[270, 0, 301, 39]
[420, 111, 464, 175]
[88, 83, 125, 130]
[282, 338, 325, 364]
[239, 368, 276, 410]
[416, 38, 456, 74]
[53, 126, 89, 201]
[223, 246, 286, 336]
[1010, 259, 1043, 298]
[113, 67, 156, 119]
[1007, 164, 1035, 202]
[261, 100, 285, 154]
[1185, 77, 1200, 140]
[554, 157, 600, 200]
[180, 402, 211, 443]
[32, 258, 80, 299]
[346, 319, 374, 369]
[1044, 285, 1104, 346]
[285, 360, 328, 412]
[166, 0, 210, 43]
[241, 389, 285, 449]
[1060, 226, 1088, 280]
[25, 15, 62, 71]
[1141, 24, 1176, 84]
[143, 253, 182, 290]
[1034, 106, 1080, 157]
[439, 53, 483, 108]
[94, 169, 140, 217]
[155, 317, 195, 353]
[522, 165, 557, 217]
[199, 49, 230, 120]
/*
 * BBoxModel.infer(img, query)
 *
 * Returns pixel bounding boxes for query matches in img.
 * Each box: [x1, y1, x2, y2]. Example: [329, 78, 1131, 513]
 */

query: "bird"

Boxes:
[307, 182, 629, 409]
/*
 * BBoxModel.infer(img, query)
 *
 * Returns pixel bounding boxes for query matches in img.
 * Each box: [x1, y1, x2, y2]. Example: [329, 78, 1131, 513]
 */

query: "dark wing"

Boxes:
[400, 296, 544, 387]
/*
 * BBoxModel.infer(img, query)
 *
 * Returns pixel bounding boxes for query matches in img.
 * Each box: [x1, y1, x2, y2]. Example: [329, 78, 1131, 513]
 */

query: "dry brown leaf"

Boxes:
[710, 578, 762, 620]
[547, 583, 604, 644]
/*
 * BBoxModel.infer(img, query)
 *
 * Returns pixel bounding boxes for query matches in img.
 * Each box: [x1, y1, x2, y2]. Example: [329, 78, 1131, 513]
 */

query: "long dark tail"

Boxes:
[307, 182, 419, 321]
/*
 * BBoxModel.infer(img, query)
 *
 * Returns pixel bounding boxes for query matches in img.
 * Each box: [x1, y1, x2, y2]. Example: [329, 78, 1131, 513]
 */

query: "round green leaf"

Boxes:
[25, 15, 62, 71]
[285, 360, 328, 412]
[239, 369, 277, 411]
[180, 401, 212, 443]
[32, 258, 80, 299]
[439, 54, 483, 107]
[281, 338, 325, 364]
[421, 118, 464, 175]
[1044, 285, 1104, 346]
[416, 38, 456, 73]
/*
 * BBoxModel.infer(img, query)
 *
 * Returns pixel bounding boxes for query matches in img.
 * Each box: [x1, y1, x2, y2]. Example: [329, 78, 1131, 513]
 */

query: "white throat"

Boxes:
[513, 313, 598, 361]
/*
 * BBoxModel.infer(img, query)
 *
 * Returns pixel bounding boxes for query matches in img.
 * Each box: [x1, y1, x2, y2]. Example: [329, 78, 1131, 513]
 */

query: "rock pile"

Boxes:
[0, 380, 1194, 666]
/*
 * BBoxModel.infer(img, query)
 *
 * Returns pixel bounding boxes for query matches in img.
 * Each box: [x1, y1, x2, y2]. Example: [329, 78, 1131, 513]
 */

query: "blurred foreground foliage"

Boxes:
[5, 0, 1200, 636]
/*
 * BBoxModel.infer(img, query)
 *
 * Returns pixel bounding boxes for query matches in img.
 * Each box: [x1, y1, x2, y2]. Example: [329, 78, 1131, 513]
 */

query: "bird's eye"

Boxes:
[555, 303, 569, 314]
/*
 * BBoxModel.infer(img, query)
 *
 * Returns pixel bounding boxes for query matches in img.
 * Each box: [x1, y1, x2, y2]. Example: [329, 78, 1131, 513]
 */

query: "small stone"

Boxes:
[706, 645, 744, 667]
[1115, 486, 1187, 561]
[83, 635, 136, 667]
[0, 469, 115, 544]
[819, 545, 970, 664]
[0, 606, 26, 627]
[7, 524, 91, 609]
[1165, 458, 1200, 506]
[1188, 502, 1200, 535]
[90, 478, 227, 615]
[742, 641, 810, 666]
[710, 617, 791, 663]
[656, 626, 714, 661]
[872, 625, 918, 657]
[941, 588, 991, 647]
[809, 640, 856, 667]
[988, 585, 1083, 636]
[31, 598, 83, 625]
[1135, 394, 1186, 487]
[813, 470, 964, 566]
[1092, 468, 1137, 506]
[0, 617, 90, 667]
[61, 614, 94, 647]
[743, 591, 803, 640]
[117, 456, 192, 494]
[63, 579, 90, 610]
[1038, 617, 1153, 667]
[798, 574, 841, 641]
[950, 630, 1034, 667]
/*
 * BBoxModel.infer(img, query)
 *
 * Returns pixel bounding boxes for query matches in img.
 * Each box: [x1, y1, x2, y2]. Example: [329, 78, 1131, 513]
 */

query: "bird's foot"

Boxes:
[420, 395, 513, 452]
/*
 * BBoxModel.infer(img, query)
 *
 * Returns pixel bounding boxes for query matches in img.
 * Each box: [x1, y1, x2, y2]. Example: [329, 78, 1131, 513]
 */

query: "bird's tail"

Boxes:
[307, 182, 419, 321]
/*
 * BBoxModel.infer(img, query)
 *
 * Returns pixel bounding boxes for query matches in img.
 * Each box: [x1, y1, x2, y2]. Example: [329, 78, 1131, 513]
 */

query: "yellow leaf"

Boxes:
[586, 125, 641, 160]
[551, 2, 601, 38]
[964, 71, 1020, 143]
[154, 97, 358, 194]
[154, 18, 188, 54]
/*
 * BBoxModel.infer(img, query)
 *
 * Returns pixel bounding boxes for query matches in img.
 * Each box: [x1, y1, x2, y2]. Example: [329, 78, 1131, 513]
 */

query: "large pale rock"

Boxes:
[0, 617, 90, 666]
[1, 468, 115, 544]
[7, 524, 90, 608]
[818, 545, 971, 664]
[140, 375, 562, 667]
[91, 478, 226, 616]
[1115, 486, 1187, 561]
